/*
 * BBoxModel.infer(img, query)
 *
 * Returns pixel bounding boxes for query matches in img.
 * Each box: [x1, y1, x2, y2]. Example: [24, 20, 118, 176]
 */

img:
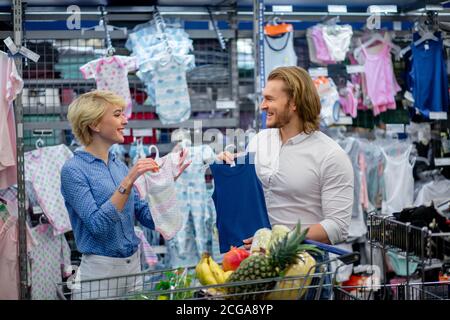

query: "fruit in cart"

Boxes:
[264, 251, 317, 300]
[226, 222, 320, 299]
[250, 228, 272, 254]
[224, 271, 233, 281]
[223, 246, 251, 271]
[195, 253, 218, 286]
[269, 224, 291, 249]
[208, 255, 226, 284]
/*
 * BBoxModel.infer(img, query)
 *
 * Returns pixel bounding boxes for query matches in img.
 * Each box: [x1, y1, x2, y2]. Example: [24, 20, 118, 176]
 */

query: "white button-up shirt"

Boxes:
[247, 129, 354, 244]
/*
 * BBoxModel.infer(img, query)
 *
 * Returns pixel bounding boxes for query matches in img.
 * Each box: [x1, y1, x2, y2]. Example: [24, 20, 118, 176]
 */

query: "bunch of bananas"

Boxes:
[195, 252, 233, 286]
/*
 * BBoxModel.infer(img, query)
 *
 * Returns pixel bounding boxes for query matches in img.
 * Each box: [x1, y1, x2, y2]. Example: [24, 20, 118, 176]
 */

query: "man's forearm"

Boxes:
[306, 223, 331, 244]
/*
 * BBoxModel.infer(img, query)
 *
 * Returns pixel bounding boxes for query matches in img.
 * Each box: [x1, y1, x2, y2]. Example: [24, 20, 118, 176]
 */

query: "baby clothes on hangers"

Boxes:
[339, 81, 358, 118]
[0, 51, 23, 189]
[409, 32, 449, 118]
[381, 145, 415, 215]
[314, 76, 340, 126]
[135, 146, 183, 240]
[80, 55, 137, 118]
[361, 43, 401, 116]
[29, 224, 72, 300]
[126, 23, 194, 107]
[134, 226, 158, 269]
[139, 54, 194, 124]
[414, 179, 450, 206]
[309, 25, 335, 64]
[0, 214, 36, 299]
[264, 30, 297, 76]
[167, 144, 218, 267]
[24, 144, 73, 236]
[321, 24, 353, 62]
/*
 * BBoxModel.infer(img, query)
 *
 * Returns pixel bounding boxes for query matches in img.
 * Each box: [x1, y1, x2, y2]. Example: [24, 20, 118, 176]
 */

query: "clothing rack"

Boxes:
[99, 6, 115, 57]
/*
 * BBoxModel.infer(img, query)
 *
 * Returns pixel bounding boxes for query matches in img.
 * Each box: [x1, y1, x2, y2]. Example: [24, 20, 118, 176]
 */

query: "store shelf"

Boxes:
[23, 78, 230, 86]
[23, 118, 239, 130]
[22, 99, 232, 115]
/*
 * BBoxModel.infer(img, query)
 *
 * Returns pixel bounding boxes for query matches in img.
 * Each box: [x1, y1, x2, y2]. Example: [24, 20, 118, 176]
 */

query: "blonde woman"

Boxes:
[60, 90, 189, 299]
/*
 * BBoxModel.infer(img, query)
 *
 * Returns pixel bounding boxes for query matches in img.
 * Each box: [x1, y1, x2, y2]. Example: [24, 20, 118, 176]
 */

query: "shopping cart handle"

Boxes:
[303, 239, 349, 255]
[303, 239, 360, 263]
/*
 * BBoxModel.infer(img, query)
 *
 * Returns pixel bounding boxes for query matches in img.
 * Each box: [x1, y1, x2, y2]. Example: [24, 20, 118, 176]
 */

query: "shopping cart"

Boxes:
[55, 241, 359, 300]
[334, 280, 450, 300]
[336, 213, 450, 301]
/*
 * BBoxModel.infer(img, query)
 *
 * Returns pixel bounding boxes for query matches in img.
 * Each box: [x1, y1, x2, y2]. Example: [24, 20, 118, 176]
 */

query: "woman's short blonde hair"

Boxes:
[67, 90, 126, 146]
[268, 66, 321, 134]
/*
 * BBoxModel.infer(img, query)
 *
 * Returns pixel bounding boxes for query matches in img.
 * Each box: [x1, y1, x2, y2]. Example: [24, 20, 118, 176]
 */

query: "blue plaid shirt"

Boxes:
[60, 150, 154, 258]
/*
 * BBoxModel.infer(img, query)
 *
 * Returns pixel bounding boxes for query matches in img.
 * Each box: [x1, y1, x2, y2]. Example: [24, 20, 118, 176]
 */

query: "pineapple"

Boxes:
[226, 222, 322, 300]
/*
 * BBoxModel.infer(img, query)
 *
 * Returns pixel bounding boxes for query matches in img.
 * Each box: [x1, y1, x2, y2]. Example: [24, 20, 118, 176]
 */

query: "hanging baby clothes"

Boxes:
[0, 51, 24, 189]
[409, 32, 449, 118]
[361, 43, 401, 116]
[140, 54, 194, 124]
[314, 76, 340, 126]
[321, 24, 353, 62]
[414, 179, 450, 206]
[381, 145, 415, 215]
[134, 147, 183, 240]
[337, 138, 367, 240]
[166, 144, 218, 267]
[339, 81, 358, 118]
[80, 55, 137, 118]
[126, 21, 195, 107]
[24, 144, 73, 236]
[210, 153, 272, 253]
[134, 226, 158, 270]
[0, 214, 36, 299]
[264, 30, 297, 77]
[307, 26, 335, 65]
[29, 224, 72, 300]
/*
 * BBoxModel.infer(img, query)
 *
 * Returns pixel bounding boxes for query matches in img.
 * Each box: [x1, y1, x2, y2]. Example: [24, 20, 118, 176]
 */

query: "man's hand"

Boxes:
[217, 151, 237, 164]
[243, 237, 253, 250]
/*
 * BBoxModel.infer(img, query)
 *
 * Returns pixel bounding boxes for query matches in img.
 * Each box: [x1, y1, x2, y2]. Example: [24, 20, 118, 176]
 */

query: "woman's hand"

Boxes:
[174, 148, 192, 181]
[126, 158, 160, 184]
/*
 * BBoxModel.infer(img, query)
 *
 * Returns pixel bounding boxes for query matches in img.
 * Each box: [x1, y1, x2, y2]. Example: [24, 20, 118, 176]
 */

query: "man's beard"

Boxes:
[267, 103, 292, 128]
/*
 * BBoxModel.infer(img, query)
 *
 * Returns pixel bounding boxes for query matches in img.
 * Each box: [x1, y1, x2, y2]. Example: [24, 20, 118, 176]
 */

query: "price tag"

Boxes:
[32, 206, 44, 215]
[404, 91, 415, 103]
[386, 124, 405, 133]
[272, 5, 293, 13]
[3, 37, 18, 54]
[328, 5, 347, 13]
[429, 112, 448, 120]
[19, 46, 40, 62]
[368, 5, 397, 14]
[133, 129, 154, 137]
[32, 129, 53, 136]
[393, 21, 402, 31]
[308, 67, 328, 77]
[435, 158, 450, 166]
[346, 65, 365, 74]
[216, 100, 237, 109]
[336, 117, 353, 125]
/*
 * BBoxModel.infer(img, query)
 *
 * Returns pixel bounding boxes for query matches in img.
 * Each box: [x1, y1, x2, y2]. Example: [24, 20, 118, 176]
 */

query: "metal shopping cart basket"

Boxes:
[334, 280, 450, 300]
[56, 241, 359, 300]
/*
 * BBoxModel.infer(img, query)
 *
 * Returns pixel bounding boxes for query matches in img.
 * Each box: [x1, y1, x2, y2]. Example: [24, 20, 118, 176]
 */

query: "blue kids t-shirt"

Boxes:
[210, 153, 271, 253]
[410, 32, 449, 118]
